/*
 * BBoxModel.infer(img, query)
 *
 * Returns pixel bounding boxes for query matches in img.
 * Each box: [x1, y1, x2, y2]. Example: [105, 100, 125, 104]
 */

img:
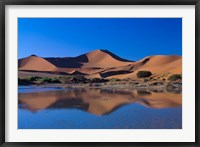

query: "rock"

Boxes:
[142, 78, 149, 82]
[166, 82, 182, 93]
[137, 90, 151, 95]
[149, 81, 164, 86]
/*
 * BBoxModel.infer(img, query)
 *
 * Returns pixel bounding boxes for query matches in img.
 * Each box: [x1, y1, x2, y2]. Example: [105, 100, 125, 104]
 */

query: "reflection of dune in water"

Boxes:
[135, 92, 182, 109]
[18, 88, 182, 115]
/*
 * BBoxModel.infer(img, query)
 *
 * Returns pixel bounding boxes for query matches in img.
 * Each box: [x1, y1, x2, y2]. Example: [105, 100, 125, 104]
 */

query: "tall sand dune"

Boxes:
[74, 49, 133, 68]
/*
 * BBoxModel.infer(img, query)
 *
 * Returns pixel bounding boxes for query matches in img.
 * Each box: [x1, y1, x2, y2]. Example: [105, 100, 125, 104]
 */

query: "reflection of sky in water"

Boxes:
[18, 105, 182, 129]
[18, 86, 182, 129]
[18, 86, 65, 93]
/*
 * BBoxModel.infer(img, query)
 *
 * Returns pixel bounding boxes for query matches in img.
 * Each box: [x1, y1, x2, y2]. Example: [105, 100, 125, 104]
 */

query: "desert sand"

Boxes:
[18, 49, 182, 80]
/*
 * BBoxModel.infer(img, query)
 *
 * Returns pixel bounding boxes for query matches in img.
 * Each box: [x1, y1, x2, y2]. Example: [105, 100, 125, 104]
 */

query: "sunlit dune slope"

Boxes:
[18, 55, 57, 72]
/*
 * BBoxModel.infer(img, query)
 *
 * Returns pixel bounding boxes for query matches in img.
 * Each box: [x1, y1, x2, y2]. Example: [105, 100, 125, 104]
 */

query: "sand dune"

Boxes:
[106, 56, 182, 79]
[18, 55, 57, 72]
[18, 50, 182, 79]
[79, 49, 133, 68]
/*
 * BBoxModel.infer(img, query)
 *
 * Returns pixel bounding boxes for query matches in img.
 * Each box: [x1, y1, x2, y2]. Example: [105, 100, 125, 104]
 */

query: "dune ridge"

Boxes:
[18, 49, 182, 79]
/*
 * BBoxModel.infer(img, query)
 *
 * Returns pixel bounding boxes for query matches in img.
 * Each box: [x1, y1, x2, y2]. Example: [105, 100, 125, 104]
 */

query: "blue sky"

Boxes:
[18, 18, 182, 61]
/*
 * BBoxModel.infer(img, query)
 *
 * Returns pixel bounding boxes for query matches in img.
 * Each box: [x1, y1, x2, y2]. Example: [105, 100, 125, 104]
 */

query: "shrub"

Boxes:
[38, 77, 61, 84]
[137, 71, 152, 78]
[51, 78, 61, 83]
[18, 78, 33, 85]
[167, 74, 182, 81]
[91, 78, 109, 83]
[59, 76, 73, 84]
[72, 76, 88, 83]
[26, 76, 42, 81]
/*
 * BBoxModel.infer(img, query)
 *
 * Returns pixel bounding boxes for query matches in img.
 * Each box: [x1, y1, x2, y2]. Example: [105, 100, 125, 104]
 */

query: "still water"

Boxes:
[18, 86, 182, 129]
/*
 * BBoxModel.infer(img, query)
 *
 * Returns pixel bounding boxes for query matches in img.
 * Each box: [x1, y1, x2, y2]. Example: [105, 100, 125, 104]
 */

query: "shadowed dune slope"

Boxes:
[45, 57, 83, 68]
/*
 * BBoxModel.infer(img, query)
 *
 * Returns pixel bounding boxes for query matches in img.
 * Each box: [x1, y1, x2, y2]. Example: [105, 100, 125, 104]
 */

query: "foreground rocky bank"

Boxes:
[19, 81, 182, 94]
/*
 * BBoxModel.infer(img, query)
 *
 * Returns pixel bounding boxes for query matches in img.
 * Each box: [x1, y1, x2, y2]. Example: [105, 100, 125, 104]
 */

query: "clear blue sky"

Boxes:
[18, 18, 182, 61]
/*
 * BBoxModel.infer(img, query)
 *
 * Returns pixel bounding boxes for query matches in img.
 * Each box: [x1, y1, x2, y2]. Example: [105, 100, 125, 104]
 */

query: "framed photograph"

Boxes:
[0, 0, 199, 146]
